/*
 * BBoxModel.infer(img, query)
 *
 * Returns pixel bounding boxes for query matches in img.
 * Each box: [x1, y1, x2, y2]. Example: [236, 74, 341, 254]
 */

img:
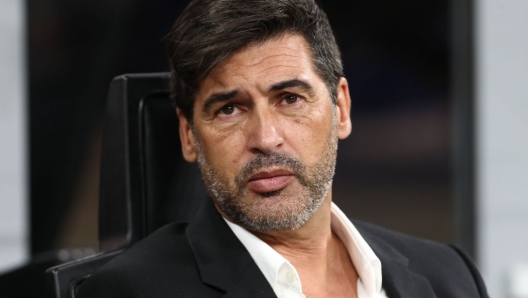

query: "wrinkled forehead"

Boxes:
[215, 37, 309, 78]
[196, 34, 322, 100]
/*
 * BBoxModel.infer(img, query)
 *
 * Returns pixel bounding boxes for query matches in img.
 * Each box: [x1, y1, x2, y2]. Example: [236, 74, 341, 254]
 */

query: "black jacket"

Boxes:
[77, 200, 489, 298]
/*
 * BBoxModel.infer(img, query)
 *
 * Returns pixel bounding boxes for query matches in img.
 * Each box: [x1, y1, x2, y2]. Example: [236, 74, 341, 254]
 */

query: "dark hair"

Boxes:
[166, 0, 343, 121]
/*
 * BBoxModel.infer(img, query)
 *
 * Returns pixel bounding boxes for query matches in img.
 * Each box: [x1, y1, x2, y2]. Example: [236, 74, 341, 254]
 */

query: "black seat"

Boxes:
[46, 73, 208, 298]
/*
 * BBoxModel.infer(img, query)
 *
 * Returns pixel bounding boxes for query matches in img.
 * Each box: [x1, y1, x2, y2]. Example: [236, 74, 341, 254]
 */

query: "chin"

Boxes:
[219, 189, 325, 233]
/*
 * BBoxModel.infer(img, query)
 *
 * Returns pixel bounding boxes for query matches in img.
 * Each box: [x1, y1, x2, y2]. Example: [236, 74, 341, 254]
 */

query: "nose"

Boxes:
[246, 107, 284, 154]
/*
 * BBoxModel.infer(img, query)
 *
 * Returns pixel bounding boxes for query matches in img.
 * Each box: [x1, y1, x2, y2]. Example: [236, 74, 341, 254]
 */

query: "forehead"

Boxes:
[197, 34, 320, 98]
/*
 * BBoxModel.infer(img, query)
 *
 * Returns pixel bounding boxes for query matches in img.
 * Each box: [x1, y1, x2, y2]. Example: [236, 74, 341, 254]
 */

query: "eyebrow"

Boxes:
[269, 78, 314, 95]
[202, 89, 239, 114]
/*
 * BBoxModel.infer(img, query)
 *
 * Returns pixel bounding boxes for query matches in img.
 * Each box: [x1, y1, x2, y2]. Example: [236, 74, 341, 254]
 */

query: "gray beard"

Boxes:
[194, 119, 338, 233]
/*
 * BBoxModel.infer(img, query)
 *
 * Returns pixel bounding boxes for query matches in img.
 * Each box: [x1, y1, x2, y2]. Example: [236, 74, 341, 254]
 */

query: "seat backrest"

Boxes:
[98, 72, 207, 251]
[46, 73, 208, 298]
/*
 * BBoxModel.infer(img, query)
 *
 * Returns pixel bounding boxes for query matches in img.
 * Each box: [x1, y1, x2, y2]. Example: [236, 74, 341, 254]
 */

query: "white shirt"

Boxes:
[224, 202, 388, 298]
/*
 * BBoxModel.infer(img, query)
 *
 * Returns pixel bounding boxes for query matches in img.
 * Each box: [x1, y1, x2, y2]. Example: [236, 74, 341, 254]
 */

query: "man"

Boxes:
[77, 0, 489, 297]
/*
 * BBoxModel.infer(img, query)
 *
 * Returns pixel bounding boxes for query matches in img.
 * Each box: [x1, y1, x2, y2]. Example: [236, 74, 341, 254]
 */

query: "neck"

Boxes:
[252, 191, 345, 275]
[254, 191, 359, 297]
[253, 193, 334, 262]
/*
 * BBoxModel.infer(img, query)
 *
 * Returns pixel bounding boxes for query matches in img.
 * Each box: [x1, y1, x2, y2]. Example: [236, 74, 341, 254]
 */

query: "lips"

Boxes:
[247, 169, 294, 193]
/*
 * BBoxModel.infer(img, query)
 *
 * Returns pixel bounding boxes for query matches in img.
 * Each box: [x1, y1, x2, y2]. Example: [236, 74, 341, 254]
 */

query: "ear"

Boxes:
[177, 108, 197, 162]
[335, 77, 352, 139]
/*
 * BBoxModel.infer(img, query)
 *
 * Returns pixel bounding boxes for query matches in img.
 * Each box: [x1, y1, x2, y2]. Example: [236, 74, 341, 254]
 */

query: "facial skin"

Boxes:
[177, 34, 352, 233]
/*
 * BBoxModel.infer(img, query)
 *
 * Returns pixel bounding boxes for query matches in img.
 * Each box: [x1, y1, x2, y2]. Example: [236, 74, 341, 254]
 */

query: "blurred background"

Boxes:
[0, 0, 527, 297]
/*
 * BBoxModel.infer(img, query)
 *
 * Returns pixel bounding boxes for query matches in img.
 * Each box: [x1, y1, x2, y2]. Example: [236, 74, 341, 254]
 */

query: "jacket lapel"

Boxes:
[186, 199, 277, 298]
[356, 223, 437, 298]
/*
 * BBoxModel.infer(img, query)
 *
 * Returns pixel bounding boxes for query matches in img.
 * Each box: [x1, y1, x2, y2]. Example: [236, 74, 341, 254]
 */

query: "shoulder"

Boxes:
[76, 223, 221, 298]
[353, 220, 459, 267]
[353, 220, 489, 297]
[353, 219, 456, 256]
[353, 219, 467, 265]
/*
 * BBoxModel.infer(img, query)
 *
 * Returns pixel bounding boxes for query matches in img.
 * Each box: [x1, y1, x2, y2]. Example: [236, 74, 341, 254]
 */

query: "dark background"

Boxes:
[28, 0, 458, 255]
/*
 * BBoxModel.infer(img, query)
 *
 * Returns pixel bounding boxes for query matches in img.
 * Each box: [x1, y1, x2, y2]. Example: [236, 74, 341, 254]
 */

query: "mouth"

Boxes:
[247, 169, 294, 194]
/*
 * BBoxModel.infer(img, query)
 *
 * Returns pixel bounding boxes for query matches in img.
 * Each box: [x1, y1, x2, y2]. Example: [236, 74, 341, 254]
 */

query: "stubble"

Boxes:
[194, 116, 338, 233]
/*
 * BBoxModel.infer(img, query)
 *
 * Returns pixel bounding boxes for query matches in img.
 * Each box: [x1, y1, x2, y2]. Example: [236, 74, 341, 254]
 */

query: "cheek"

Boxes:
[285, 109, 334, 162]
[199, 129, 247, 175]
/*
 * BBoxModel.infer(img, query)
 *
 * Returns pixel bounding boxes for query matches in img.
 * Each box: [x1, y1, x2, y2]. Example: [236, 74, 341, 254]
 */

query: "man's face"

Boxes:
[178, 34, 352, 232]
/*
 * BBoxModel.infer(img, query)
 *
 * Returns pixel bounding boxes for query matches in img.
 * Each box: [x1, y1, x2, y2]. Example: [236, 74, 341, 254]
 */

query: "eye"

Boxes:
[219, 104, 236, 115]
[281, 94, 301, 105]
[216, 103, 244, 118]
